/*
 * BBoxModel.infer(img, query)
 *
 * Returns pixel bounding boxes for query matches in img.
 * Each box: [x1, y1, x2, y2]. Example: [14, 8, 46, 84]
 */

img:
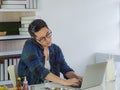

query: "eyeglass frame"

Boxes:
[35, 30, 52, 43]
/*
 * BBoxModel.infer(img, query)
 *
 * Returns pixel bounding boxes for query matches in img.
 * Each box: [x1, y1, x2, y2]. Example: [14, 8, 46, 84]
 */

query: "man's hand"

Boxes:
[75, 76, 83, 87]
[65, 71, 83, 87]
[63, 78, 80, 86]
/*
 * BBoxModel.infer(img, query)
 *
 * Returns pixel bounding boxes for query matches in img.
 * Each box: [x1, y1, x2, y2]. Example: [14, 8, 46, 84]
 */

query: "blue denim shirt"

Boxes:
[18, 38, 74, 85]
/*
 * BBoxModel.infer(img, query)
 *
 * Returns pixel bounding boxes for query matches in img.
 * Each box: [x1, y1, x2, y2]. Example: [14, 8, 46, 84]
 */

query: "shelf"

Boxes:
[0, 9, 37, 12]
[0, 9, 38, 12]
[0, 0, 39, 12]
[0, 80, 12, 85]
[0, 50, 22, 56]
[0, 35, 30, 41]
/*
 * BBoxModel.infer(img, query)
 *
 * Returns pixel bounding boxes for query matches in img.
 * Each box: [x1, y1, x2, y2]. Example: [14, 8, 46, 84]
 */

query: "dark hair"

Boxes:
[28, 19, 48, 37]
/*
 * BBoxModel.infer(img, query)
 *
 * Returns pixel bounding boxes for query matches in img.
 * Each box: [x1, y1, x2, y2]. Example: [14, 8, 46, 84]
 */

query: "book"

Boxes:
[8, 59, 12, 66]
[19, 27, 28, 32]
[21, 19, 33, 24]
[21, 23, 30, 28]
[0, 64, 4, 81]
[21, 16, 35, 20]
[26, 0, 30, 8]
[29, 0, 33, 9]
[2, 0, 27, 5]
[33, 0, 37, 9]
[13, 58, 17, 65]
[4, 59, 8, 80]
[1, 4, 26, 9]
[16, 58, 20, 65]
[19, 31, 29, 35]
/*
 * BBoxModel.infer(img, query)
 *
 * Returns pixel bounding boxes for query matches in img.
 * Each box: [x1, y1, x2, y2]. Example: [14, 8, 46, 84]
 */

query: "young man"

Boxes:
[18, 19, 82, 86]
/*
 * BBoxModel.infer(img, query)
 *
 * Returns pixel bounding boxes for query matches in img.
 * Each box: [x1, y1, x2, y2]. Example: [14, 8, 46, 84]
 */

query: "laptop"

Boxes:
[79, 62, 107, 89]
[30, 62, 107, 90]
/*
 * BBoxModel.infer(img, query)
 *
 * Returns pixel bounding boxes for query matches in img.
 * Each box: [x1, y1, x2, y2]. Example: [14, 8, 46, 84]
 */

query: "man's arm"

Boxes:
[45, 72, 80, 86]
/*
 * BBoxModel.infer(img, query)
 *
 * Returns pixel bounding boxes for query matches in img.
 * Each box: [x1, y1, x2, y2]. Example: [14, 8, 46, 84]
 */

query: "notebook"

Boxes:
[80, 62, 107, 89]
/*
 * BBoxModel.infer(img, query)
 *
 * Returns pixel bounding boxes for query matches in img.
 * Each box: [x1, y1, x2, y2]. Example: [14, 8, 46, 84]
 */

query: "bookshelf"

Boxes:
[0, 0, 39, 85]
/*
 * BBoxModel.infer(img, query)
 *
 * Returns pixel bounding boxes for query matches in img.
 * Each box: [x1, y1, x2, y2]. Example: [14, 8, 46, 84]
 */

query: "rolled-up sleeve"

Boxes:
[55, 45, 74, 76]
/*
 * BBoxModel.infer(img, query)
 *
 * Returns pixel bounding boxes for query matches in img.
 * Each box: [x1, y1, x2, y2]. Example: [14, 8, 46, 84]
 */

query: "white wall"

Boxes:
[36, 0, 120, 75]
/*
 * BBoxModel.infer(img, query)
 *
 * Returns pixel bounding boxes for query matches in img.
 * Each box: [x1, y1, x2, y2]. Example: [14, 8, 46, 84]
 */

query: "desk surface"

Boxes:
[30, 81, 116, 90]
[8, 81, 116, 90]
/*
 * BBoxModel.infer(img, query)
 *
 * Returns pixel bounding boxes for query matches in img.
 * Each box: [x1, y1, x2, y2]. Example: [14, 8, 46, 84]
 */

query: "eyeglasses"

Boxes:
[36, 31, 52, 43]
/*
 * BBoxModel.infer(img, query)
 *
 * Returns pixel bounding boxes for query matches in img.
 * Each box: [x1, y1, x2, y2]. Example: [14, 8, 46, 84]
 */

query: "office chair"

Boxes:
[8, 65, 18, 87]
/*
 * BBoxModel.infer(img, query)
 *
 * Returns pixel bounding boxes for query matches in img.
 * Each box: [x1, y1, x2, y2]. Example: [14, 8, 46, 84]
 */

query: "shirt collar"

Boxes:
[31, 38, 44, 49]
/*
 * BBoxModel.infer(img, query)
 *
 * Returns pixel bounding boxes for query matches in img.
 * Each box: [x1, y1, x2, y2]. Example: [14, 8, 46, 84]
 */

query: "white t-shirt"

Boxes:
[44, 50, 50, 82]
[45, 59, 50, 70]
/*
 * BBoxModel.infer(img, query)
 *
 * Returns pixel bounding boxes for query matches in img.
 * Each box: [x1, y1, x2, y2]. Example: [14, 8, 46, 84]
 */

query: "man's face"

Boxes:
[34, 27, 52, 47]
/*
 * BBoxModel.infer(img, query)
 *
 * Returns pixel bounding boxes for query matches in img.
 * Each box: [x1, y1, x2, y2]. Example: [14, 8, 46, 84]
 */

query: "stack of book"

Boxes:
[19, 16, 35, 35]
[0, 0, 37, 9]
[1, 0, 26, 9]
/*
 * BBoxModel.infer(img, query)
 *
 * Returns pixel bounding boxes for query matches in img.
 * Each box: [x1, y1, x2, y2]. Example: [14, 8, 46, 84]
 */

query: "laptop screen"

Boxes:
[81, 62, 107, 89]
